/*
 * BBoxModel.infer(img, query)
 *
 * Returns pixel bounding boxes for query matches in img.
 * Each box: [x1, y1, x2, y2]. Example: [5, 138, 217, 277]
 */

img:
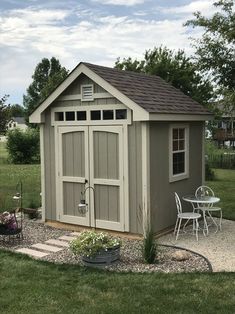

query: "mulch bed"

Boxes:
[0, 219, 211, 273]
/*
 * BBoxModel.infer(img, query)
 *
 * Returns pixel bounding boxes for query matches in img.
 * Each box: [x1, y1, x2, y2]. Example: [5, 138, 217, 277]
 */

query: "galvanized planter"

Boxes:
[82, 245, 120, 267]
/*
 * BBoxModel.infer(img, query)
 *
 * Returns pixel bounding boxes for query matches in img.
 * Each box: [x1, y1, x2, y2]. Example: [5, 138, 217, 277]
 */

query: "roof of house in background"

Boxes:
[9, 117, 26, 124]
[83, 63, 212, 115]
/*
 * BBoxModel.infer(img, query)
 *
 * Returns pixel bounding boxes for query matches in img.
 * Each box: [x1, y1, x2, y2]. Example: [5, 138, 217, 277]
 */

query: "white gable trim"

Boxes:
[29, 63, 149, 123]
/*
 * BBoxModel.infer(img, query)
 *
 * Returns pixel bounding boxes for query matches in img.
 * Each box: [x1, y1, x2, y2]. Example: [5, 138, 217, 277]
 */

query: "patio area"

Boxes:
[158, 218, 235, 272]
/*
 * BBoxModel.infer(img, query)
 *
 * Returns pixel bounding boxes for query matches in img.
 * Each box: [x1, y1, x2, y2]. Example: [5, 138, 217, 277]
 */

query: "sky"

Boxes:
[0, 0, 216, 105]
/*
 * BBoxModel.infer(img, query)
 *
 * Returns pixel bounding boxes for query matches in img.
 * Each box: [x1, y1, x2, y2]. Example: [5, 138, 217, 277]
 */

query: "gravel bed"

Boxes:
[0, 220, 210, 273]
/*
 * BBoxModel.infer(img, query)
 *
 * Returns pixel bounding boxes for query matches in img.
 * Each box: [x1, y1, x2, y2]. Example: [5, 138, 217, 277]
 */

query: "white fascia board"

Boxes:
[29, 63, 149, 123]
[149, 113, 213, 121]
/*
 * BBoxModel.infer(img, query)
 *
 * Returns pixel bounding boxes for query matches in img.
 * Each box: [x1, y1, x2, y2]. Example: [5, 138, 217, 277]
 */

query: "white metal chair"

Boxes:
[195, 186, 222, 234]
[174, 192, 201, 241]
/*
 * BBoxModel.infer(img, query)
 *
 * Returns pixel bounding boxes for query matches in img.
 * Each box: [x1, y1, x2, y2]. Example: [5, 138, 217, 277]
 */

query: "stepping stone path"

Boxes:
[15, 232, 80, 259]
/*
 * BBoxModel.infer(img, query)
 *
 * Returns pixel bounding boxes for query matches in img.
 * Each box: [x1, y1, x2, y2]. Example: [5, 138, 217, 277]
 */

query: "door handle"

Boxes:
[85, 179, 88, 184]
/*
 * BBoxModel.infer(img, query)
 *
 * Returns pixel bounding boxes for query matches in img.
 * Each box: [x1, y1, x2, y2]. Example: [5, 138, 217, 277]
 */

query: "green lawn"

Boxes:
[0, 250, 234, 314]
[206, 169, 235, 220]
[0, 143, 41, 211]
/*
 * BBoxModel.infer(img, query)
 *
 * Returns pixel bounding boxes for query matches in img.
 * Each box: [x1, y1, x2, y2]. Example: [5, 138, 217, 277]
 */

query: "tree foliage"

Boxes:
[115, 46, 213, 107]
[6, 128, 40, 164]
[185, 0, 235, 114]
[0, 95, 10, 134]
[23, 57, 69, 122]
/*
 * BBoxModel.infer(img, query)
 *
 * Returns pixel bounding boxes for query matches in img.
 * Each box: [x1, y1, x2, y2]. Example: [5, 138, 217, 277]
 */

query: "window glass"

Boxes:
[65, 112, 75, 121]
[103, 110, 114, 120]
[116, 109, 127, 119]
[77, 111, 86, 121]
[173, 152, 185, 175]
[55, 112, 64, 121]
[91, 110, 101, 120]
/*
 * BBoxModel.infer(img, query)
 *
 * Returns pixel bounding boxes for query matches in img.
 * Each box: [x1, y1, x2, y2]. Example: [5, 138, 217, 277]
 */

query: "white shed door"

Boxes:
[57, 125, 124, 231]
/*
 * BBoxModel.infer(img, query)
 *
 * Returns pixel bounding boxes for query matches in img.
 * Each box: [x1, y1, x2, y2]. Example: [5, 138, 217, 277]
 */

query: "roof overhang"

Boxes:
[29, 63, 149, 123]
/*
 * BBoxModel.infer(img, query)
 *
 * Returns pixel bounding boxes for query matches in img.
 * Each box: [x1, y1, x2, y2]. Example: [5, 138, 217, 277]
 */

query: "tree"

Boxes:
[7, 104, 25, 118]
[0, 95, 10, 134]
[115, 46, 213, 107]
[185, 0, 235, 111]
[23, 57, 69, 123]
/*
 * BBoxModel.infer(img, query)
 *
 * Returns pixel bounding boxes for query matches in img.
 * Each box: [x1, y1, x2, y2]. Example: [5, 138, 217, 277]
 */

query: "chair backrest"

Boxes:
[195, 185, 215, 198]
[174, 192, 182, 214]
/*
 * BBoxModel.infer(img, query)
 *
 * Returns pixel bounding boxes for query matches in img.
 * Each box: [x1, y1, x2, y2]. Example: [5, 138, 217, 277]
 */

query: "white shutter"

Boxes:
[81, 84, 93, 101]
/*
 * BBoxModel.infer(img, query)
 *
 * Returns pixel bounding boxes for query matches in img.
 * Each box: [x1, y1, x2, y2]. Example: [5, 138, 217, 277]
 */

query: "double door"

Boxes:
[57, 125, 125, 231]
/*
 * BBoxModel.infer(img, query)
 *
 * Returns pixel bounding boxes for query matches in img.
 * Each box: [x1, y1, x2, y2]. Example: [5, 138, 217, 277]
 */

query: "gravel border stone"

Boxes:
[0, 219, 211, 273]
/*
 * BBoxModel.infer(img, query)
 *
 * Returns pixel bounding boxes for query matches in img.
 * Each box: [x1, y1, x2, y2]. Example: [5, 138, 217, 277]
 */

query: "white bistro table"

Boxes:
[182, 195, 220, 235]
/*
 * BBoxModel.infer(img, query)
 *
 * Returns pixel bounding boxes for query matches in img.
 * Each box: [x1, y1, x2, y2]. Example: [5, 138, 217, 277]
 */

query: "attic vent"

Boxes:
[81, 84, 93, 101]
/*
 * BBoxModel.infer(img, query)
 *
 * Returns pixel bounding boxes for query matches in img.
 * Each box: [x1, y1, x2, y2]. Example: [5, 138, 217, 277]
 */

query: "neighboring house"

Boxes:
[213, 106, 235, 148]
[30, 62, 212, 235]
[7, 117, 27, 132]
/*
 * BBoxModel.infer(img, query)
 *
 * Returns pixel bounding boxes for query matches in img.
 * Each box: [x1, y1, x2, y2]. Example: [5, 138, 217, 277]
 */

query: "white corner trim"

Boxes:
[29, 63, 149, 123]
[141, 122, 150, 235]
[169, 123, 189, 183]
[39, 125, 46, 222]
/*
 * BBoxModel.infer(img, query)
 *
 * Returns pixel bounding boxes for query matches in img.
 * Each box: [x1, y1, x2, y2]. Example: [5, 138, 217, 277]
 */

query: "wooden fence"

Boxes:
[207, 153, 235, 169]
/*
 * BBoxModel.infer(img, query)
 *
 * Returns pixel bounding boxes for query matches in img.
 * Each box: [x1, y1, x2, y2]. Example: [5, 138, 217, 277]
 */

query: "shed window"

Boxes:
[169, 125, 189, 182]
[55, 112, 64, 121]
[65, 112, 75, 121]
[77, 111, 87, 121]
[103, 110, 113, 120]
[91, 110, 101, 120]
[81, 84, 93, 101]
[116, 109, 127, 119]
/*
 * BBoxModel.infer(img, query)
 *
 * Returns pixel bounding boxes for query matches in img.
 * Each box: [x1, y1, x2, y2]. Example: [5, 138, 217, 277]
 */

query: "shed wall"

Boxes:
[149, 121, 203, 233]
[128, 122, 143, 234]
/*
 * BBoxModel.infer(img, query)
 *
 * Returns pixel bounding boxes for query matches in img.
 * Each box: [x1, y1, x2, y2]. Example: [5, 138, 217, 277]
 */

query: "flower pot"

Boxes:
[82, 245, 120, 267]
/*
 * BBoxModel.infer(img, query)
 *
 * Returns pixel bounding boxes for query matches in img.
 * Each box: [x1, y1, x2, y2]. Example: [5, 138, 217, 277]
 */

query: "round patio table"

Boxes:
[182, 195, 220, 235]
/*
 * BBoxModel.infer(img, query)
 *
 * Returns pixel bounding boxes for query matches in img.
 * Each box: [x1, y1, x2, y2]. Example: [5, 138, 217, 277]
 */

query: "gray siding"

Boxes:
[43, 109, 56, 220]
[149, 121, 204, 233]
[128, 122, 143, 234]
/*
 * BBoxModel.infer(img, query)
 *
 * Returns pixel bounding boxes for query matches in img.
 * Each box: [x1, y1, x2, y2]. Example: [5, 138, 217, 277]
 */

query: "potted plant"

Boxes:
[70, 230, 121, 267]
[0, 211, 17, 234]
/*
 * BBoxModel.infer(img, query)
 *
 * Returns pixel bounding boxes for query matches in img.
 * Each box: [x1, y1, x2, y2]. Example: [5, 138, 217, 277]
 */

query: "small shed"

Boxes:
[30, 63, 212, 234]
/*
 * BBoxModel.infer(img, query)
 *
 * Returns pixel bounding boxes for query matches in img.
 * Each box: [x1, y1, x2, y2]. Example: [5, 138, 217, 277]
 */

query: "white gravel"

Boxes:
[158, 218, 235, 272]
[0, 219, 211, 273]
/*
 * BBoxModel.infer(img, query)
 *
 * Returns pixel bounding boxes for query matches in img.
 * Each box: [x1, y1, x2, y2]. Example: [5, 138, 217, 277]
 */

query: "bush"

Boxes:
[205, 163, 215, 181]
[142, 228, 157, 264]
[6, 129, 40, 164]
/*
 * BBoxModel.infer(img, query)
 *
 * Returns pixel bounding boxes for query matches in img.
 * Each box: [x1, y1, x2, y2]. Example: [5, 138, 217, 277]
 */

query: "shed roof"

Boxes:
[9, 117, 26, 124]
[83, 63, 211, 115]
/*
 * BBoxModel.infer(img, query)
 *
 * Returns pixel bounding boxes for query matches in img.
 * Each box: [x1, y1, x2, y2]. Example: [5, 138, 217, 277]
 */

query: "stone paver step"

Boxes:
[32, 243, 63, 252]
[16, 248, 49, 258]
[58, 235, 77, 242]
[70, 232, 80, 236]
[45, 239, 69, 248]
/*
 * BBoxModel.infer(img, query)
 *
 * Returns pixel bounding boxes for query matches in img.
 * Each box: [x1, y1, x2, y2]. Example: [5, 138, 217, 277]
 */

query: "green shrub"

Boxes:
[6, 129, 40, 164]
[143, 228, 157, 264]
[205, 163, 215, 181]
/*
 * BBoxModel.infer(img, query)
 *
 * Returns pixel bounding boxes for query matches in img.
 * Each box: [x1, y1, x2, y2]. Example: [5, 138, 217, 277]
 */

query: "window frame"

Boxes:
[169, 124, 189, 182]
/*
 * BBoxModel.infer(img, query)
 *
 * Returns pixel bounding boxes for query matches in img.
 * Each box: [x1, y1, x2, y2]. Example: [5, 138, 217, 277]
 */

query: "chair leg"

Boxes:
[176, 218, 182, 240]
[208, 211, 219, 233]
[219, 210, 222, 231]
[174, 218, 179, 235]
[195, 219, 199, 241]
[202, 211, 208, 236]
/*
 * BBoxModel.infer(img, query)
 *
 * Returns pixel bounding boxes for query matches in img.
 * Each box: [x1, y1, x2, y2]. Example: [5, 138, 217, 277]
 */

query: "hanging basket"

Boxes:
[82, 245, 120, 267]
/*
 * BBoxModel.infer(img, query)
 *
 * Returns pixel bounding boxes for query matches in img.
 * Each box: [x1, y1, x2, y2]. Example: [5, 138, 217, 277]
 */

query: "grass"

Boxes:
[0, 142, 41, 211]
[206, 169, 235, 220]
[0, 250, 234, 314]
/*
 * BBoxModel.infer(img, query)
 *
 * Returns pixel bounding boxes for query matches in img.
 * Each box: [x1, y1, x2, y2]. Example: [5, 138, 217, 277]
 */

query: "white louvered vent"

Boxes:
[81, 84, 94, 101]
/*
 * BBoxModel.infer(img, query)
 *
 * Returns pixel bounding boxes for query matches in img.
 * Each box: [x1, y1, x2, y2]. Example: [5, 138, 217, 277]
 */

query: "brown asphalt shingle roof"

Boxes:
[84, 62, 212, 115]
